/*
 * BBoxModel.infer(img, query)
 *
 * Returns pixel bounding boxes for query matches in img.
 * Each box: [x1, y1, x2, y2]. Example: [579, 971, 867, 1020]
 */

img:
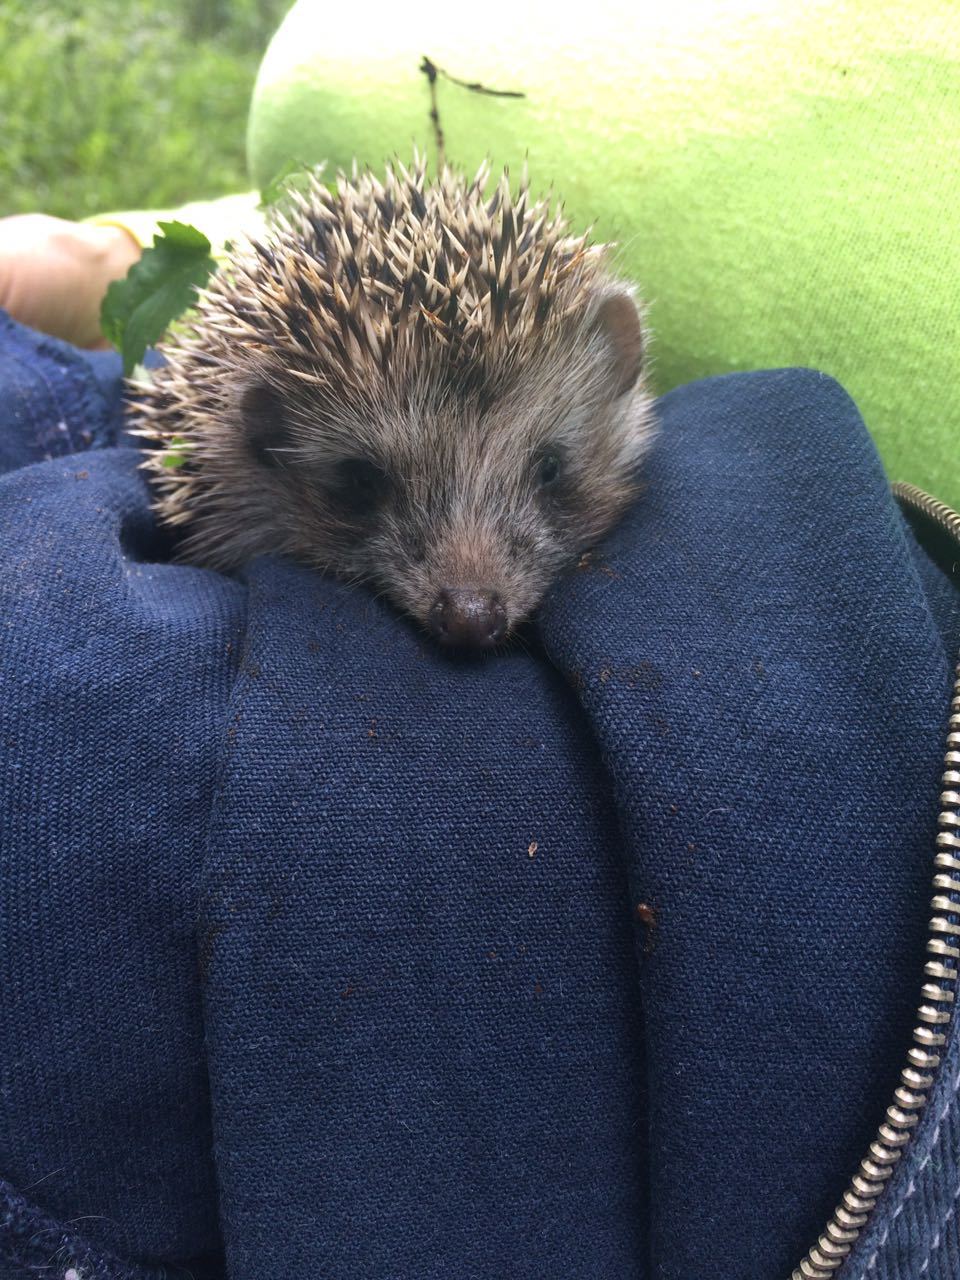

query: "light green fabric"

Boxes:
[248, 0, 960, 504]
[89, 190, 265, 254]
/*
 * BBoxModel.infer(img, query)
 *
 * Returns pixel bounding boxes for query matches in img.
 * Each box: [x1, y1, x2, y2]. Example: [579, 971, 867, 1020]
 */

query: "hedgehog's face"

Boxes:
[235, 287, 653, 649]
[139, 164, 658, 648]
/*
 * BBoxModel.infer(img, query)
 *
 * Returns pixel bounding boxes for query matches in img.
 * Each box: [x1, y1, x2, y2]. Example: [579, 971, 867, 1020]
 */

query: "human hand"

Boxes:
[0, 214, 141, 349]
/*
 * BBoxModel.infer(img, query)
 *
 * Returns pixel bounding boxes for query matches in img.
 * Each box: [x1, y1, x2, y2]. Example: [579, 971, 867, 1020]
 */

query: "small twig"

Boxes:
[424, 55, 526, 99]
[419, 55, 527, 167]
[419, 56, 446, 167]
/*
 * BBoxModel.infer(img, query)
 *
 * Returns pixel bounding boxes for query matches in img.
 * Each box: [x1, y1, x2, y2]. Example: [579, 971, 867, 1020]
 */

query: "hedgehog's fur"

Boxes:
[132, 158, 654, 641]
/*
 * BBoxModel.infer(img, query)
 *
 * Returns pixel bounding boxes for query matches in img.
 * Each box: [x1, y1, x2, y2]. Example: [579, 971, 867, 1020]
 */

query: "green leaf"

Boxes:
[259, 157, 313, 209]
[160, 434, 195, 469]
[100, 220, 217, 375]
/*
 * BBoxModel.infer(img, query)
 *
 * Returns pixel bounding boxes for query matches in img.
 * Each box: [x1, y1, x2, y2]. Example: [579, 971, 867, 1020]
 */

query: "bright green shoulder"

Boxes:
[248, 0, 960, 503]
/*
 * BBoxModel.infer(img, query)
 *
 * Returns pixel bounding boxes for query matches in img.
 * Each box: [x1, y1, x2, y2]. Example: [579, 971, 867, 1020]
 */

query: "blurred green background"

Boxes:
[0, 0, 286, 218]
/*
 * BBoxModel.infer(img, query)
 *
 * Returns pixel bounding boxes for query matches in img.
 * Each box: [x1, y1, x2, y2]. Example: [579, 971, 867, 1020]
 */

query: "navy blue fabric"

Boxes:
[0, 311, 164, 473]
[0, 1185, 177, 1280]
[0, 313, 117, 472]
[842, 993, 960, 1279]
[201, 562, 647, 1279]
[538, 370, 960, 1278]
[0, 319, 240, 1278]
[1, 313, 958, 1280]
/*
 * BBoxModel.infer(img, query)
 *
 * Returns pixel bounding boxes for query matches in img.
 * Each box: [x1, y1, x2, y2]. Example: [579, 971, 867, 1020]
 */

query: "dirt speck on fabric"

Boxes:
[527, 840, 538, 858]
[634, 902, 658, 954]
[576, 550, 619, 579]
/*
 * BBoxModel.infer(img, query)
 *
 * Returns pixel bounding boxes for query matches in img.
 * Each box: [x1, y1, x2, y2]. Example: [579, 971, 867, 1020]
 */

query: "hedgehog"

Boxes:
[132, 159, 654, 649]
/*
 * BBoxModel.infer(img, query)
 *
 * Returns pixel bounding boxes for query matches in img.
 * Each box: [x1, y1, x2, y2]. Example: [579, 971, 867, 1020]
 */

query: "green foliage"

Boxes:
[100, 221, 217, 374]
[258, 158, 314, 209]
[160, 435, 195, 469]
[0, 0, 290, 219]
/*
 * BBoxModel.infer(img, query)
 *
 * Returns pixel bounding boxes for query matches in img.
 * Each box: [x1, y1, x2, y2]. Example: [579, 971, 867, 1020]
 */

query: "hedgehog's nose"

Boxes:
[428, 588, 508, 649]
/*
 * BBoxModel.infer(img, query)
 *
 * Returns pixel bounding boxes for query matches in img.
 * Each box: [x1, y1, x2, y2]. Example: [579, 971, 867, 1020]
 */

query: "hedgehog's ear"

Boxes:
[589, 288, 646, 397]
[240, 383, 290, 468]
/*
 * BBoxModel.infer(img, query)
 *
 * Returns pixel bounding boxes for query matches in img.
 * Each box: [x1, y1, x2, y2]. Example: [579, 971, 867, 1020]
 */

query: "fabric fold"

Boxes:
[198, 560, 648, 1279]
[538, 368, 959, 1278]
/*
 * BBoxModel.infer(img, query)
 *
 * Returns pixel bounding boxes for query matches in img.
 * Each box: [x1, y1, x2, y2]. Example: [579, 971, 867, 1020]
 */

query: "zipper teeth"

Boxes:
[790, 483, 960, 1280]
[893, 481, 960, 547]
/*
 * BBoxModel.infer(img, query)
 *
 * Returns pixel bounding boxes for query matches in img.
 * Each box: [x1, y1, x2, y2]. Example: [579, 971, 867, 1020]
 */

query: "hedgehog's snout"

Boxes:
[427, 588, 508, 650]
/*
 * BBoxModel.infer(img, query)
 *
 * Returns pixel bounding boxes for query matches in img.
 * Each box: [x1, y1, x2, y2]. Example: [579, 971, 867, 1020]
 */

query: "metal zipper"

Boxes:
[790, 482, 960, 1279]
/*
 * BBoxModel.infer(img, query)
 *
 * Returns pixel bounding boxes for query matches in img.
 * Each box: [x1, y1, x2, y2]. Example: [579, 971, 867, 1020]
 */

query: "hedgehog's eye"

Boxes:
[534, 451, 563, 489]
[331, 457, 392, 515]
